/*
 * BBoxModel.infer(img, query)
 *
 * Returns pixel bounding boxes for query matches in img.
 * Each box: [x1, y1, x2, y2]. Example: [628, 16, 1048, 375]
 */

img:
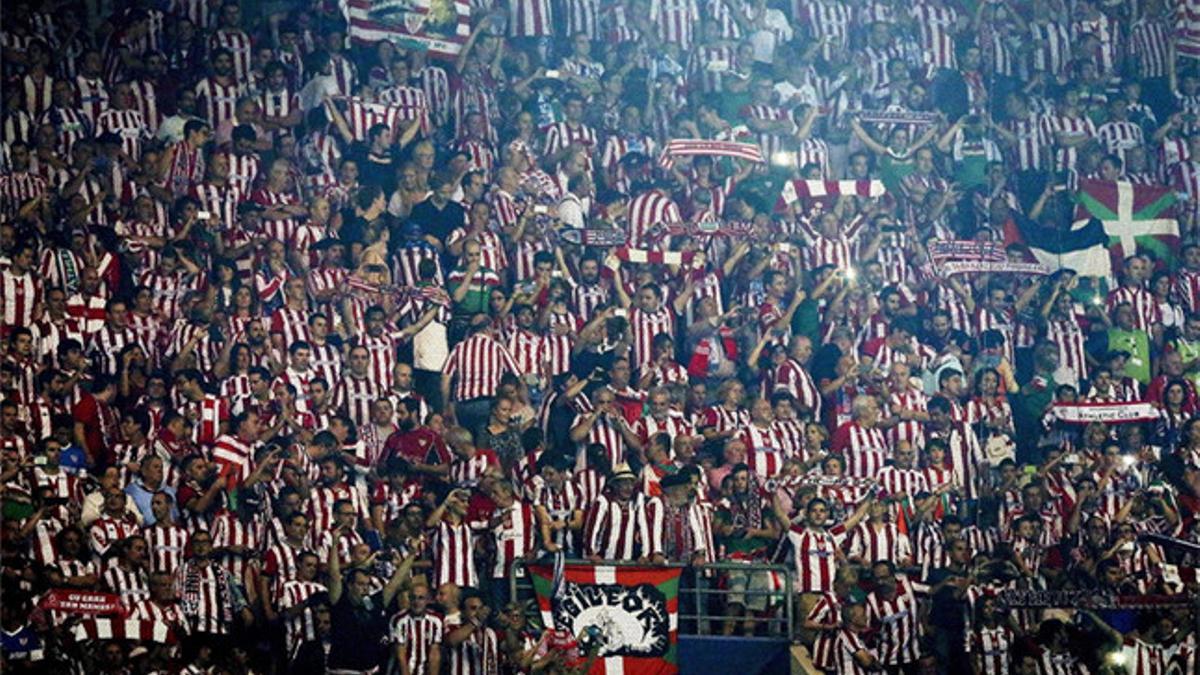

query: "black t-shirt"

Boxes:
[926, 566, 969, 632]
[348, 142, 401, 189]
[408, 198, 465, 245]
[327, 591, 389, 670]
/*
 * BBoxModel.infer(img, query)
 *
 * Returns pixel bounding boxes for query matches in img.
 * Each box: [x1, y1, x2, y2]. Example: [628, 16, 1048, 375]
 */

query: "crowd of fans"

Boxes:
[4, 0, 1200, 672]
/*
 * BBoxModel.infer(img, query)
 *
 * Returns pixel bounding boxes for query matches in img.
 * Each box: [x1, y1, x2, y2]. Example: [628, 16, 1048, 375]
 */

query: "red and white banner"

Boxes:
[658, 139, 764, 169]
[72, 618, 177, 644]
[1051, 402, 1158, 424]
[779, 180, 885, 206]
[927, 240, 1006, 264]
[613, 248, 695, 266]
[39, 589, 126, 616]
[938, 261, 1052, 276]
[854, 110, 942, 125]
[341, 0, 471, 59]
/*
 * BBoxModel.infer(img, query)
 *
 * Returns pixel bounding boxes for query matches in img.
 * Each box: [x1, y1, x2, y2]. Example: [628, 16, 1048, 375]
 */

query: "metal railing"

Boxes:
[508, 558, 794, 638]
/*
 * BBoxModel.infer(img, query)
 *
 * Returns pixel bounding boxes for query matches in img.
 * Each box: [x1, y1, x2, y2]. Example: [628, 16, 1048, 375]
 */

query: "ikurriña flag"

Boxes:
[528, 563, 682, 675]
[1073, 179, 1180, 268]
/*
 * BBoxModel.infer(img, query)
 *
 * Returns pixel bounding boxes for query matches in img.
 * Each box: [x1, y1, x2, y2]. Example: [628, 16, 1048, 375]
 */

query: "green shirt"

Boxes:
[448, 265, 501, 316]
[1172, 337, 1200, 392]
[879, 152, 916, 194]
[1108, 328, 1152, 384]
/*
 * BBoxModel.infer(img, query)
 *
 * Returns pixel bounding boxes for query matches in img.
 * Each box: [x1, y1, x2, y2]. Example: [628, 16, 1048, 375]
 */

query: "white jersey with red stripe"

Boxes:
[143, 522, 189, 574]
[909, 2, 958, 70]
[1042, 113, 1097, 172]
[95, 108, 150, 159]
[443, 332, 519, 401]
[74, 75, 109, 125]
[806, 592, 842, 670]
[433, 518, 476, 588]
[626, 189, 683, 249]
[0, 269, 40, 329]
[489, 500, 536, 579]
[628, 306, 676, 371]
[209, 29, 253, 83]
[866, 577, 922, 665]
[583, 492, 650, 560]
[193, 77, 245, 131]
[848, 521, 912, 566]
[787, 523, 846, 593]
[831, 421, 889, 479]
[1029, 20, 1071, 76]
[390, 610, 444, 675]
[279, 579, 326, 652]
[508, 0, 554, 36]
[649, 0, 699, 48]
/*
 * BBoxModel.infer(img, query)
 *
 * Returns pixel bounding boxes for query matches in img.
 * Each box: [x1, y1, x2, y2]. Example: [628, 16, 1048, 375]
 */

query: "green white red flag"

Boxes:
[528, 563, 682, 675]
[1073, 179, 1180, 267]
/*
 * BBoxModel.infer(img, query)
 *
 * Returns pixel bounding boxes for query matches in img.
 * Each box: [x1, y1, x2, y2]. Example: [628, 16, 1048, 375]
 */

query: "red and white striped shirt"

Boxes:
[89, 515, 141, 557]
[309, 481, 368, 534]
[1131, 18, 1172, 79]
[193, 77, 244, 130]
[584, 493, 649, 560]
[798, 0, 852, 58]
[95, 108, 150, 159]
[831, 422, 889, 479]
[103, 564, 151, 608]
[628, 306, 676, 371]
[174, 561, 230, 634]
[909, 2, 958, 69]
[210, 434, 256, 486]
[390, 610, 444, 675]
[807, 592, 842, 670]
[127, 79, 161, 133]
[333, 372, 385, 429]
[1004, 114, 1049, 172]
[542, 121, 597, 169]
[866, 577, 922, 665]
[489, 501, 536, 579]
[1042, 114, 1097, 172]
[0, 171, 48, 220]
[433, 519, 476, 588]
[209, 29, 252, 83]
[279, 579, 326, 651]
[74, 75, 109, 125]
[143, 523, 189, 574]
[443, 333, 519, 401]
[508, 0, 553, 36]
[1107, 285, 1160, 332]
[649, 0, 699, 48]
[876, 466, 929, 498]
[626, 190, 681, 248]
[1029, 20, 1071, 75]
[164, 141, 205, 197]
[787, 523, 846, 593]
[0, 269, 40, 328]
[968, 624, 1014, 675]
[848, 521, 912, 566]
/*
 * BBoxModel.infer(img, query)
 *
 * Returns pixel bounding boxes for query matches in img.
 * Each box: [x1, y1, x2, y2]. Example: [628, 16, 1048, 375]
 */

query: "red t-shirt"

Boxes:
[71, 393, 105, 465]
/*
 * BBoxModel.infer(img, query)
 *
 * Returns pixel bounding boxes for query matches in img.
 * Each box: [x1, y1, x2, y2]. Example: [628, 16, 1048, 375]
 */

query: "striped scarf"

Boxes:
[180, 559, 233, 626]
